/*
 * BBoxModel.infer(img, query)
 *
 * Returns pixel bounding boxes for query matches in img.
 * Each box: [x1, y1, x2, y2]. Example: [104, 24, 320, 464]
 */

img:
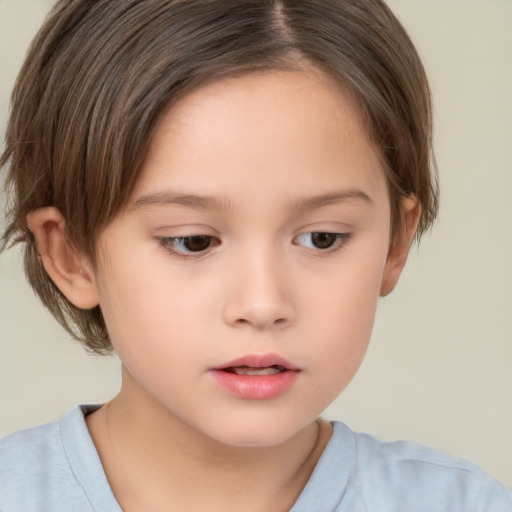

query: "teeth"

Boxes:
[230, 365, 285, 376]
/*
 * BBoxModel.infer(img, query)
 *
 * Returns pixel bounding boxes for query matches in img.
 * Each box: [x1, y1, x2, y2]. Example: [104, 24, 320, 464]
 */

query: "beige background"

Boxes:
[1, 0, 511, 488]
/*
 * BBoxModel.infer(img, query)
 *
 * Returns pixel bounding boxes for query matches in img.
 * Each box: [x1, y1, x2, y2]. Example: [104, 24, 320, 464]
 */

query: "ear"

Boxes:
[380, 196, 421, 297]
[27, 207, 100, 309]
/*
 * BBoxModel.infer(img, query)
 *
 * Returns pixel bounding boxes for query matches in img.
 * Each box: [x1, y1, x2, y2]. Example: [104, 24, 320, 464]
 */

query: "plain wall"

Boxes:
[1, 0, 511, 487]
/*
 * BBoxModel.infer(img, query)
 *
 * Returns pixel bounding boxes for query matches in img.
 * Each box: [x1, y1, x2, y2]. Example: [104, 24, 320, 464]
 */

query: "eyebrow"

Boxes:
[290, 189, 373, 211]
[132, 192, 232, 211]
[131, 189, 372, 212]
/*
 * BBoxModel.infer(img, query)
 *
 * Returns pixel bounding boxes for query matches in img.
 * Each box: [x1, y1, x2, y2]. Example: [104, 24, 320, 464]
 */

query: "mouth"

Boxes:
[212, 353, 300, 374]
[209, 354, 301, 400]
[223, 365, 287, 376]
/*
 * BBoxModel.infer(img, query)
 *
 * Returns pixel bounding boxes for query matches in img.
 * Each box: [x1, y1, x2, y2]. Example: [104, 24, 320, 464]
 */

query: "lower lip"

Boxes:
[209, 370, 300, 400]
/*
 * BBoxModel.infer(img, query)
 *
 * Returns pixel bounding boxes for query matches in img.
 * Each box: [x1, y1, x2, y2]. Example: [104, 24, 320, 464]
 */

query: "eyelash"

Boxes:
[294, 232, 351, 253]
[158, 232, 351, 259]
[158, 235, 220, 259]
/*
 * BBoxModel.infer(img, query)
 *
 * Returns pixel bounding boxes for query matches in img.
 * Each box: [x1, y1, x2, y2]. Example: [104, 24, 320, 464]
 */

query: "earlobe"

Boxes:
[380, 196, 421, 297]
[27, 207, 100, 309]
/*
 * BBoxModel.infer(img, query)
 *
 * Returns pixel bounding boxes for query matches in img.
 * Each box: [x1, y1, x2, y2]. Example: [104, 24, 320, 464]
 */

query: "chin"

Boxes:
[204, 415, 314, 449]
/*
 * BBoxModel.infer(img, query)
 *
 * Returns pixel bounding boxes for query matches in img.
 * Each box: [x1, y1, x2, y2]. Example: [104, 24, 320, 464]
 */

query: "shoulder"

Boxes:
[0, 405, 119, 512]
[0, 415, 70, 489]
[330, 421, 512, 512]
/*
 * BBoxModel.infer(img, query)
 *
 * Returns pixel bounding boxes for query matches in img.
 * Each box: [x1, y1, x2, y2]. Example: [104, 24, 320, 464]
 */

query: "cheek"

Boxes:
[97, 276, 200, 396]
[316, 278, 378, 363]
[94, 258, 176, 353]
[300, 294, 376, 413]
[97, 243, 200, 326]
[302, 244, 386, 388]
[94, 249, 219, 380]
[308, 238, 386, 326]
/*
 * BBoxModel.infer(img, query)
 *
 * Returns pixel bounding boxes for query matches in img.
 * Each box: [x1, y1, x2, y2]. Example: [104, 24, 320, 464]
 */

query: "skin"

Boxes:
[28, 68, 419, 511]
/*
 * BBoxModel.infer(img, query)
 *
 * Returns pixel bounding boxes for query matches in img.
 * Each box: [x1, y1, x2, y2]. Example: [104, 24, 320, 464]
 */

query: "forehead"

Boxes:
[132, 69, 386, 209]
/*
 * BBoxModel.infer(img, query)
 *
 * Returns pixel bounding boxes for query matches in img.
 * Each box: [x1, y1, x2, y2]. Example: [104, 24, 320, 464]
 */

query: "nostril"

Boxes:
[274, 318, 287, 327]
[232, 317, 288, 329]
[223, 294, 294, 329]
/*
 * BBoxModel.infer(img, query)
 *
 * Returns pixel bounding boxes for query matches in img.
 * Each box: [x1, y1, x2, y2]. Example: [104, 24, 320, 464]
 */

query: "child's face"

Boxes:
[90, 69, 396, 446]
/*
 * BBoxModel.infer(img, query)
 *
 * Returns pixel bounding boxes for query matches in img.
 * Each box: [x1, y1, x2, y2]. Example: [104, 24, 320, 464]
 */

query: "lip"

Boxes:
[209, 353, 301, 400]
[211, 353, 301, 372]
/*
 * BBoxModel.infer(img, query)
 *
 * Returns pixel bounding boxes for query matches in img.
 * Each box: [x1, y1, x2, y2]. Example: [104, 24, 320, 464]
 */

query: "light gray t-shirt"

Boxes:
[1, 405, 511, 511]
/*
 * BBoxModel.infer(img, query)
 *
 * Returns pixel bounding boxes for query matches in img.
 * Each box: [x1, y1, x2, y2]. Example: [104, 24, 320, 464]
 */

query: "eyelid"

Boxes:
[158, 235, 220, 259]
[154, 223, 218, 235]
[157, 228, 352, 260]
[293, 231, 352, 252]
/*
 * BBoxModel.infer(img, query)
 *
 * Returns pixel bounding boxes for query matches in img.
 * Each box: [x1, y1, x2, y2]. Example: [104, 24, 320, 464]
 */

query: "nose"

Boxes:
[222, 249, 295, 331]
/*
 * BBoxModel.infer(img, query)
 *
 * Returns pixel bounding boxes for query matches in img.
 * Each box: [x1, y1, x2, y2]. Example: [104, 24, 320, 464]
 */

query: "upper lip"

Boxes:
[211, 353, 301, 371]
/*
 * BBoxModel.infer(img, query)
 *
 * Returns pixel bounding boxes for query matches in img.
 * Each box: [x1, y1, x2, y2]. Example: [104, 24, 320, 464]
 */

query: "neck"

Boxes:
[86, 370, 332, 512]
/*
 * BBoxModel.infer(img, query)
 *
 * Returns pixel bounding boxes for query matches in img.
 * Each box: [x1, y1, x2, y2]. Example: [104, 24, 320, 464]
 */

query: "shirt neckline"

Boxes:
[61, 405, 355, 512]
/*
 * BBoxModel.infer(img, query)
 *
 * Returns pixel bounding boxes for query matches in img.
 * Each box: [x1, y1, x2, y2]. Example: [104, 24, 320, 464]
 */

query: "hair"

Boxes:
[1, 0, 438, 354]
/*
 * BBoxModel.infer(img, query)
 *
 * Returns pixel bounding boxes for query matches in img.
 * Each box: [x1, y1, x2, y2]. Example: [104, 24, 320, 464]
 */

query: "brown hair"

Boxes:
[1, 0, 438, 354]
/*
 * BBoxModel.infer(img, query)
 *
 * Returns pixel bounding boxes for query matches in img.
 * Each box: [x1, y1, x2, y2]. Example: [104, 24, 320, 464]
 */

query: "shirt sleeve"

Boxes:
[477, 473, 512, 512]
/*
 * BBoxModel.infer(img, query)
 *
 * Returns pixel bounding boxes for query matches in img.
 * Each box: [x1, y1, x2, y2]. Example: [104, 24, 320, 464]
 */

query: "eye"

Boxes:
[160, 235, 218, 255]
[295, 232, 351, 251]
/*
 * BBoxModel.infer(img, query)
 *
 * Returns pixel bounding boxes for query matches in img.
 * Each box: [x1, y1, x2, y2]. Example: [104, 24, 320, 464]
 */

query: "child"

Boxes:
[0, 0, 510, 510]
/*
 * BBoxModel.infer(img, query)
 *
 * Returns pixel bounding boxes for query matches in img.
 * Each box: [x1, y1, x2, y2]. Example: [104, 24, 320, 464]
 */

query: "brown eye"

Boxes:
[181, 235, 213, 252]
[161, 235, 217, 256]
[295, 232, 351, 252]
[311, 232, 337, 249]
